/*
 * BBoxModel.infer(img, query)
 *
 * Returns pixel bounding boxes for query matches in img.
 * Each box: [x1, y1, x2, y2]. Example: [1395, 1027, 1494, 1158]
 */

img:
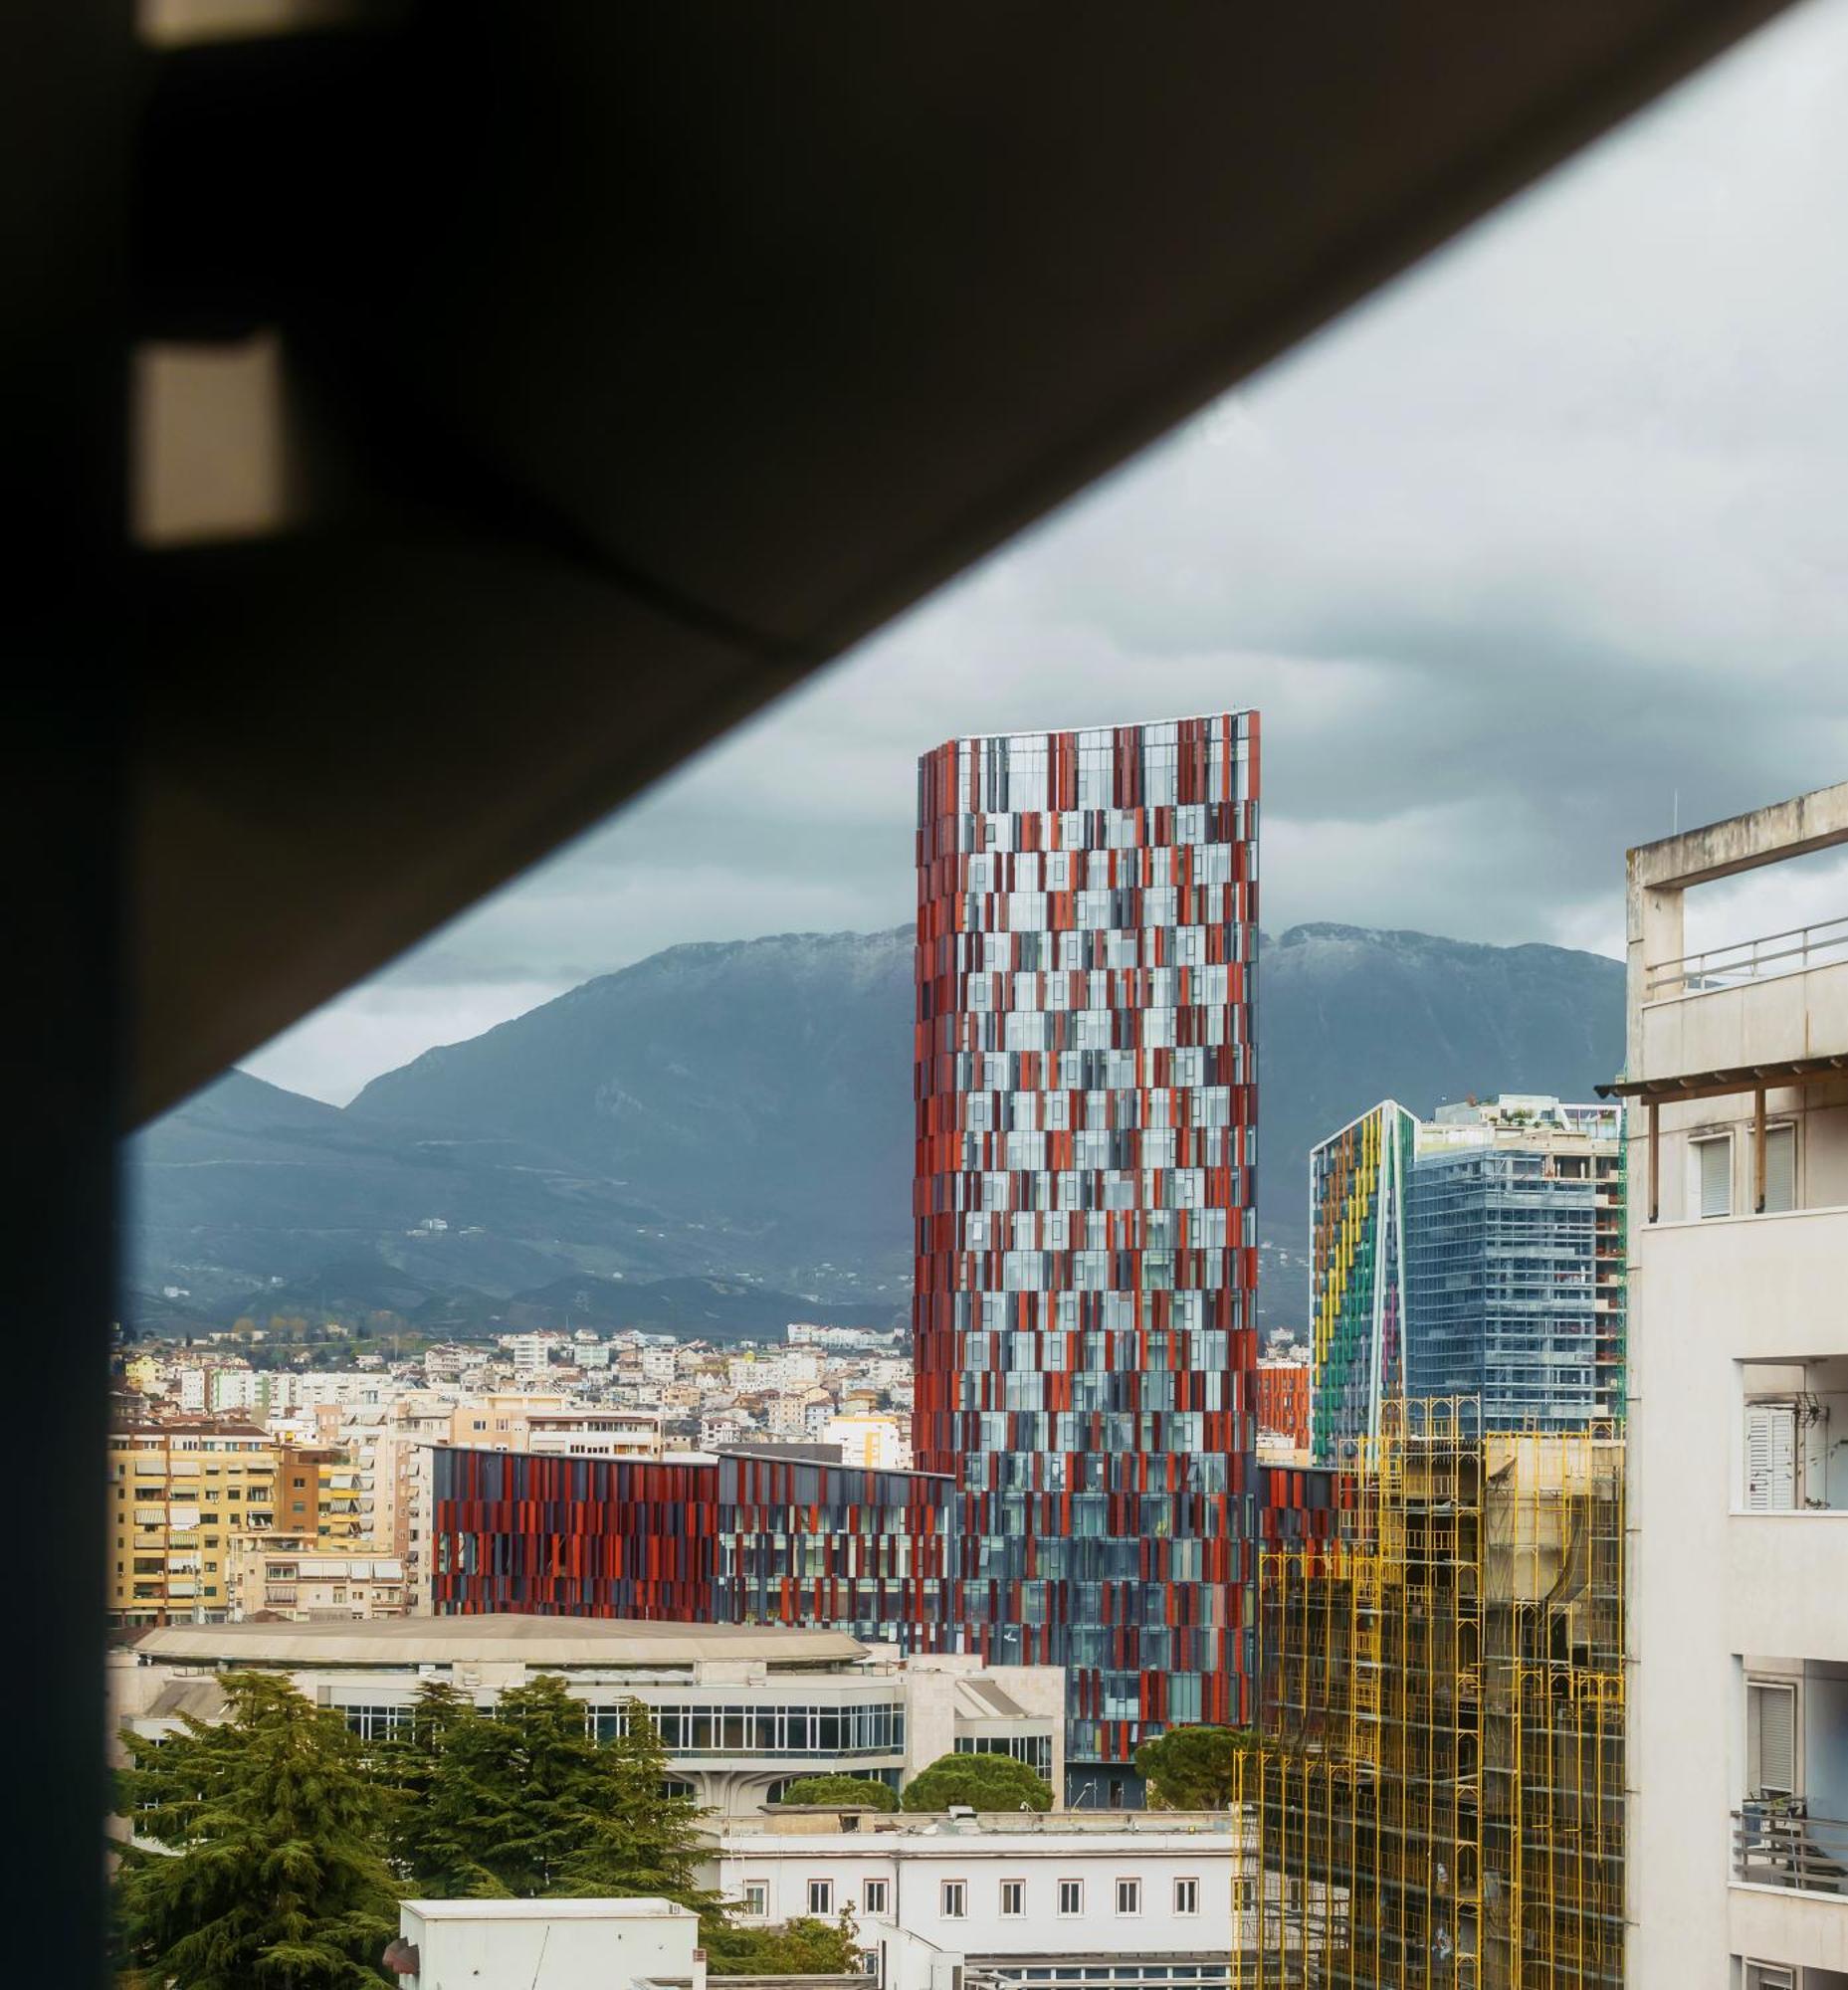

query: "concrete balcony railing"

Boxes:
[1639, 948, 1848, 1078]
[1734, 1806, 1848, 1897]
[1651, 915, 1848, 1000]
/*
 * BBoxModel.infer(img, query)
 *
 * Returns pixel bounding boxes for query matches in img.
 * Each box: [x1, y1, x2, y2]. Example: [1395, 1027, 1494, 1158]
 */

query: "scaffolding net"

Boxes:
[1230, 1398, 1624, 1990]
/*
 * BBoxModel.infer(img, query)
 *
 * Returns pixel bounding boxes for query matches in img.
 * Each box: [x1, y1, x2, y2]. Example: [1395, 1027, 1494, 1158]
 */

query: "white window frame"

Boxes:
[1690, 1132, 1734, 1220]
[1763, 1121, 1797, 1215]
[940, 1881, 966, 1920]
[1746, 1678, 1798, 1800]
[1744, 1400, 1799, 1512]
[1173, 1877, 1199, 1916]
[807, 1879, 834, 1916]
[742, 1882, 769, 1919]
[999, 1879, 1025, 1917]
[862, 1879, 888, 1916]
[1745, 1965, 1795, 1990]
[1058, 1879, 1084, 1917]
[1115, 1878, 1141, 1917]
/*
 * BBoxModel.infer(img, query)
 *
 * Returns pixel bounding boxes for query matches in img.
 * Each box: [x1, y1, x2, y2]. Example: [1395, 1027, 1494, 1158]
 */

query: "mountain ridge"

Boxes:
[126, 922, 1624, 1334]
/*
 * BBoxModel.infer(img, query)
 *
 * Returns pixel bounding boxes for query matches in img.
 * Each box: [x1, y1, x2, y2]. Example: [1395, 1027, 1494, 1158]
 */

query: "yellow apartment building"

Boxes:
[107, 1417, 279, 1628]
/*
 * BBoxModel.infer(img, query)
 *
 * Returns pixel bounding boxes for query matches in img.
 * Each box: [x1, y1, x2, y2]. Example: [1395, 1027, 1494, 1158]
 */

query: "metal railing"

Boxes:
[1648, 914, 1848, 999]
[1732, 1804, 1848, 1894]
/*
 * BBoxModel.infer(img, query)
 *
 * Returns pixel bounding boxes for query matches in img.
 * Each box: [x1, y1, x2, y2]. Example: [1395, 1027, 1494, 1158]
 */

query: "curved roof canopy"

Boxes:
[131, 1612, 869, 1670]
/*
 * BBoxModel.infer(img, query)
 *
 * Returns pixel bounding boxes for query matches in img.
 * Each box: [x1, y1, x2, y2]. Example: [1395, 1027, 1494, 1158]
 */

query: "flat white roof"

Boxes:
[404, 1898, 697, 1922]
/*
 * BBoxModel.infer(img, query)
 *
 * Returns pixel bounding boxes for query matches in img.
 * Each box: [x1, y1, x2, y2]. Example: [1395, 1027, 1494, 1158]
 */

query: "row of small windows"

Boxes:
[771, 1876, 1203, 1920]
[963, 1207, 1234, 1252]
[965, 1449, 1235, 1495]
[946, 1048, 1244, 1093]
[956, 1160, 1249, 1217]
[943, 930, 1246, 978]
[954, 1008, 1239, 1054]
[334, 1700, 905, 1757]
[953, 1732, 1055, 1777]
[960, 847, 1241, 894]
[954, 1291, 1229, 1334]
[963, 1086, 1238, 1133]
[589, 1702, 905, 1756]
[962, 966, 1238, 1015]
[957, 888, 1245, 935]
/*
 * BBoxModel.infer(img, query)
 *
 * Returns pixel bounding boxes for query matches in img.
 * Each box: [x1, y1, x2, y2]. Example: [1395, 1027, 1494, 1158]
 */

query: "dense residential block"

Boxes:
[912, 714, 1262, 1779]
[1310, 1094, 1625, 1463]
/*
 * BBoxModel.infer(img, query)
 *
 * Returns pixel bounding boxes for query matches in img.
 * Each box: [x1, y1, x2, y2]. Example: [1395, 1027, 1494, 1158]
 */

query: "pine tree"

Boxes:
[1132, 1724, 1254, 1810]
[555, 1700, 718, 1904]
[115, 1671, 398, 1990]
[379, 1680, 498, 1898]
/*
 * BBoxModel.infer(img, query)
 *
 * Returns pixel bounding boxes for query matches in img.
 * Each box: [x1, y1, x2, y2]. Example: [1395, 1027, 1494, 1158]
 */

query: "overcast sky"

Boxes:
[252, 0, 1848, 1104]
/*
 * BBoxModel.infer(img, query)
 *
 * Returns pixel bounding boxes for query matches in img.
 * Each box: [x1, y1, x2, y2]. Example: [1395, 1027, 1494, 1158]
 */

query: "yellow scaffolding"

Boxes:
[1230, 1400, 1624, 1990]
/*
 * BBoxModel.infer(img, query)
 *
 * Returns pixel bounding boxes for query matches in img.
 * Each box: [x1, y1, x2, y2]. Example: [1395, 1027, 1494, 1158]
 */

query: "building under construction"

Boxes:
[1230, 1399, 1625, 1990]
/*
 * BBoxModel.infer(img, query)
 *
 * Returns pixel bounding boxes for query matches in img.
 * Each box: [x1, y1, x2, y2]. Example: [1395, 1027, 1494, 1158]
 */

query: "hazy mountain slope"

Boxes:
[349, 926, 918, 1272]
[127, 924, 1623, 1332]
[1257, 924, 1625, 1259]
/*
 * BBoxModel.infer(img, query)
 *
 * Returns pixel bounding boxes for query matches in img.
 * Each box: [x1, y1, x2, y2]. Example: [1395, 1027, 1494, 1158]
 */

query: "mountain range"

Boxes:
[125, 922, 1624, 1336]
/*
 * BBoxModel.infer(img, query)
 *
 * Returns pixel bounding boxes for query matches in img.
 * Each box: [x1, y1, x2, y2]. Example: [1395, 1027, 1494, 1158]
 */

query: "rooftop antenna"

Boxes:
[1673, 789, 1679, 834]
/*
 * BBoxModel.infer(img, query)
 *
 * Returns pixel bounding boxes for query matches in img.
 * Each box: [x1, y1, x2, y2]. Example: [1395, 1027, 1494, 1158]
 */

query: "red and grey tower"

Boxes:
[913, 713, 1261, 1791]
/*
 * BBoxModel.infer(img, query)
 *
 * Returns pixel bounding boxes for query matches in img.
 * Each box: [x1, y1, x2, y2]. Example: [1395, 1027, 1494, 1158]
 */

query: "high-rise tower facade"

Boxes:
[913, 714, 1261, 1782]
[1310, 1094, 1626, 1465]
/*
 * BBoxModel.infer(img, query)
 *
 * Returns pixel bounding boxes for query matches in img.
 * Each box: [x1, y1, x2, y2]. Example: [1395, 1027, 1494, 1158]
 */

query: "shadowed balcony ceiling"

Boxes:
[132, 0, 1793, 1119]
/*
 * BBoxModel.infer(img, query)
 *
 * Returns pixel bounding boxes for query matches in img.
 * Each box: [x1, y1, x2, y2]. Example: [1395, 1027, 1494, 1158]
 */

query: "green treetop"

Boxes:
[1131, 1724, 1255, 1810]
[900, 1752, 1053, 1814]
[770, 1774, 899, 1813]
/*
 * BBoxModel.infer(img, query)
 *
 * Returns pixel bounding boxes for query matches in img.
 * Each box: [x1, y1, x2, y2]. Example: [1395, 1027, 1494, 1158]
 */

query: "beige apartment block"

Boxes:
[224, 1541, 406, 1621]
[1611, 780, 1848, 1990]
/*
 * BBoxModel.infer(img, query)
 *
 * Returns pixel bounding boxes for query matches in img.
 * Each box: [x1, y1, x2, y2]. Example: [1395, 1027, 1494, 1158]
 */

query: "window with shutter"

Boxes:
[1747, 1680, 1797, 1797]
[1745, 1966, 1795, 1990]
[1763, 1125, 1796, 1214]
[1745, 1402, 1798, 1511]
[1695, 1136, 1733, 1219]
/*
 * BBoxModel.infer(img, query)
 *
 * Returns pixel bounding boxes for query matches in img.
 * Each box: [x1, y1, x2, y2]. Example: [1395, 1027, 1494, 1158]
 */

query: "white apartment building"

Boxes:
[499, 1331, 556, 1378]
[825, 1413, 912, 1472]
[715, 1808, 1252, 1990]
[112, 1620, 1064, 1822]
[523, 1407, 665, 1460]
[1615, 782, 1848, 1990]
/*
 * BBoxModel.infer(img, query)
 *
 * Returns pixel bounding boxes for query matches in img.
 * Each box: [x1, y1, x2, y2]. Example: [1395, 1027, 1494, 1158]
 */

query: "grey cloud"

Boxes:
[247, 0, 1848, 1102]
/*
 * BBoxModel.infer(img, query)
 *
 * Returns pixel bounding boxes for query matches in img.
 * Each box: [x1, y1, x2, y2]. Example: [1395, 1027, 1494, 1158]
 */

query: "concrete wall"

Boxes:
[1639, 963, 1848, 1084]
[398, 1897, 698, 1990]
